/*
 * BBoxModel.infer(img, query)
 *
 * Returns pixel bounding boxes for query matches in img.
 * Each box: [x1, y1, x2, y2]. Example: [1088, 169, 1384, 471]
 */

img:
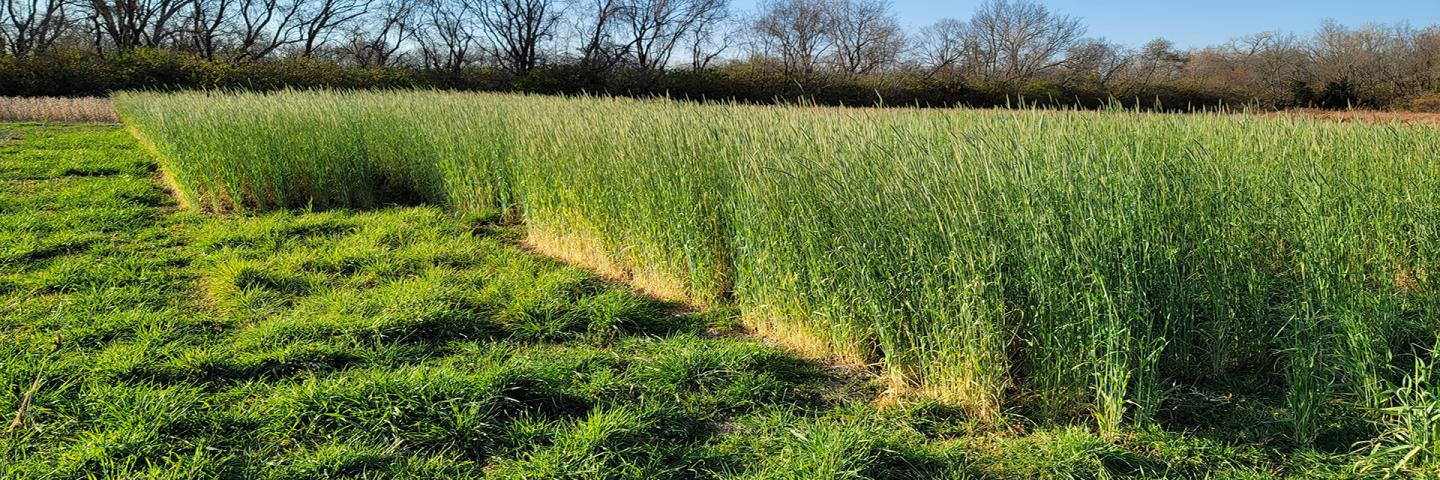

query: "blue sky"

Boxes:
[730, 0, 1440, 48]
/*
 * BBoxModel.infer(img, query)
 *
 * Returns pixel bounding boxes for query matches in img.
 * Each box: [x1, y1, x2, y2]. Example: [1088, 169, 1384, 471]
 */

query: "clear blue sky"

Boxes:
[731, 0, 1440, 48]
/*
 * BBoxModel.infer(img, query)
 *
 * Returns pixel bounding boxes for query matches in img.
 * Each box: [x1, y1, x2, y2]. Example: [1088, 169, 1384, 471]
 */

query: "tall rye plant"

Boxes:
[116, 91, 1440, 445]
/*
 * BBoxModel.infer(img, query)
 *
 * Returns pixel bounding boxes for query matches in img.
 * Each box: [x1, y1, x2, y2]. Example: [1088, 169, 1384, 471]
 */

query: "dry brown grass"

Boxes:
[0, 97, 118, 123]
[1270, 108, 1440, 126]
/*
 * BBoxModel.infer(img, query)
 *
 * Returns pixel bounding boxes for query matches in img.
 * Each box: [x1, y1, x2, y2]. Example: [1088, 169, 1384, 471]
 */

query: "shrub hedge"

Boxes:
[5, 48, 1247, 110]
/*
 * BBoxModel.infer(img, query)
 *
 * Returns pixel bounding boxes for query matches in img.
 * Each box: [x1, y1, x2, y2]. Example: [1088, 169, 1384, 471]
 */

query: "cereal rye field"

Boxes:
[1, 96, 1437, 477]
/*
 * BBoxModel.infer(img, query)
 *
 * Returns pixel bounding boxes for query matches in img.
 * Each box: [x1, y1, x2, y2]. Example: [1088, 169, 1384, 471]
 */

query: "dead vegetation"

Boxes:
[0, 97, 117, 123]
[1272, 108, 1440, 126]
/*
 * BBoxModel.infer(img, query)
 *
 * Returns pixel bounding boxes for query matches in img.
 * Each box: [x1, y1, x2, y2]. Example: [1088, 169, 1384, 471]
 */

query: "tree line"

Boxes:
[3, 0, 1438, 109]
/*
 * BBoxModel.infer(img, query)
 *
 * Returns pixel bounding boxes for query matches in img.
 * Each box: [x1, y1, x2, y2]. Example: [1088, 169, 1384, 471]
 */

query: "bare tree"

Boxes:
[967, 0, 1084, 82]
[751, 0, 831, 75]
[915, 18, 971, 78]
[1063, 37, 1130, 88]
[471, 0, 559, 73]
[1134, 38, 1185, 84]
[1215, 31, 1309, 102]
[183, 0, 231, 59]
[1, 0, 68, 55]
[88, 0, 189, 50]
[574, 0, 626, 68]
[622, 0, 727, 70]
[231, 0, 304, 60]
[1308, 21, 1412, 103]
[295, 0, 370, 56]
[1411, 26, 1440, 93]
[684, 8, 728, 69]
[823, 0, 898, 73]
[340, 0, 415, 66]
[824, 0, 901, 75]
[417, 0, 477, 71]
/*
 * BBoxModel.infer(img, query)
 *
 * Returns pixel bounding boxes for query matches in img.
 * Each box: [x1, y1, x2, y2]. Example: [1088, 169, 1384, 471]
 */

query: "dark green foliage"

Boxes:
[1317, 79, 1362, 108]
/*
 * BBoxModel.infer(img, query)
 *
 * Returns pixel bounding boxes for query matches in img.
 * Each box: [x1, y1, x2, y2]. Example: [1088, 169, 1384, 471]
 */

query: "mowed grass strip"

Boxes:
[113, 91, 1440, 475]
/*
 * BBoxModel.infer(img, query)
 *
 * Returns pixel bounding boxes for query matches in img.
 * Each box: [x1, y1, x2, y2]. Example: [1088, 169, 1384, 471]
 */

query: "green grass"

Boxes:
[114, 90, 1439, 460]
[3, 122, 1417, 478]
